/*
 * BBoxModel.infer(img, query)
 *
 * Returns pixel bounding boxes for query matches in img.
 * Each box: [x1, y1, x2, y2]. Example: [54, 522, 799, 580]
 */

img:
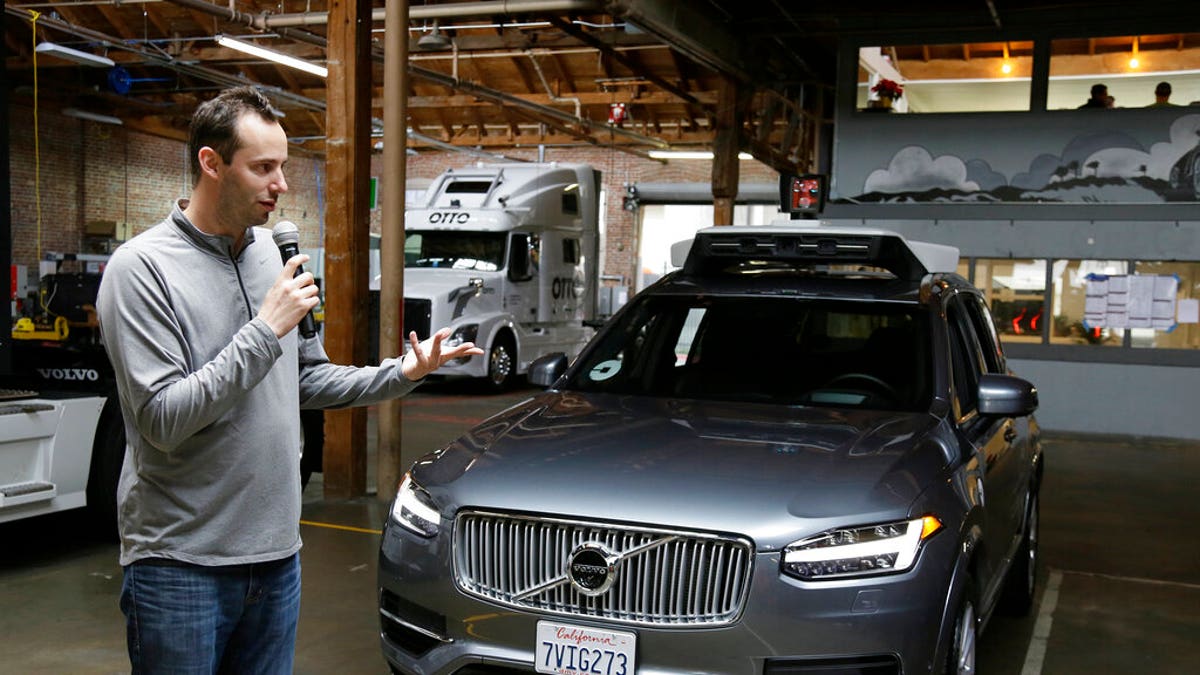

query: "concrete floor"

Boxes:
[1, 381, 1198, 674]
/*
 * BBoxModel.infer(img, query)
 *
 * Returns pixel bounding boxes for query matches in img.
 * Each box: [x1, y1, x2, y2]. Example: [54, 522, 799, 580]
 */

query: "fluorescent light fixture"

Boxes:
[216, 35, 327, 78]
[648, 150, 754, 160]
[63, 108, 123, 126]
[35, 41, 115, 68]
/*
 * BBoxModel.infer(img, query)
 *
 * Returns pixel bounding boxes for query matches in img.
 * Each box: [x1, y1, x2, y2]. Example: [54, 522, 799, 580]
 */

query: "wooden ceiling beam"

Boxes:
[398, 91, 717, 108]
[91, 4, 136, 42]
[547, 16, 710, 112]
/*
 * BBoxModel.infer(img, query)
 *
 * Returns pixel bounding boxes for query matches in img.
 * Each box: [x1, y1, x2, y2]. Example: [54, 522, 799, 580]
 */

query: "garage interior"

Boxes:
[3, 0, 1200, 673]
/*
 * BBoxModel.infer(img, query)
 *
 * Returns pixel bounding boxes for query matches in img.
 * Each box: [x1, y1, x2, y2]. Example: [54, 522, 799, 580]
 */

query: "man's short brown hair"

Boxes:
[188, 86, 279, 186]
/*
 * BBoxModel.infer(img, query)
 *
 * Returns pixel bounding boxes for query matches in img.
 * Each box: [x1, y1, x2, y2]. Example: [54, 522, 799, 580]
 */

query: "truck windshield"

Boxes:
[405, 231, 507, 271]
[564, 295, 932, 411]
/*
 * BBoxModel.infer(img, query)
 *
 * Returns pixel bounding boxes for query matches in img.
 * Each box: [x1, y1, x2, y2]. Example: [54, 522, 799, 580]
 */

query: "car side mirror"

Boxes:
[977, 373, 1039, 417]
[528, 352, 569, 388]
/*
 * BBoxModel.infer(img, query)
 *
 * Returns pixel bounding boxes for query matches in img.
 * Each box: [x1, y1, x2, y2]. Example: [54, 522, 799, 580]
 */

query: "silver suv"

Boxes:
[379, 225, 1042, 675]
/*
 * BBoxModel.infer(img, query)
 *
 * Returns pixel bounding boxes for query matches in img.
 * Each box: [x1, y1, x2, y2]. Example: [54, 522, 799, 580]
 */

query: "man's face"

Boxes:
[214, 113, 289, 231]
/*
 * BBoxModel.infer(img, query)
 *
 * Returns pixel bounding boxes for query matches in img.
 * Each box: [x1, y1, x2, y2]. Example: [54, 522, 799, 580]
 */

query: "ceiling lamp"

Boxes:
[418, 22, 453, 50]
[647, 150, 754, 160]
[216, 35, 327, 78]
[63, 108, 123, 125]
[35, 41, 115, 68]
[1129, 37, 1140, 69]
[1001, 43, 1012, 75]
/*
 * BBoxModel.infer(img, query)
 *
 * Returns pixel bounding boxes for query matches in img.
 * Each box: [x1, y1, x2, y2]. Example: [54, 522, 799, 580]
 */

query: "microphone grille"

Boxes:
[272, 220, 300, 246]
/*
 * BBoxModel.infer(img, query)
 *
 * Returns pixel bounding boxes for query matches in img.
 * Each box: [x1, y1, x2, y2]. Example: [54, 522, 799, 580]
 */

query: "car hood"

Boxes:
[413, 391, 949, 550]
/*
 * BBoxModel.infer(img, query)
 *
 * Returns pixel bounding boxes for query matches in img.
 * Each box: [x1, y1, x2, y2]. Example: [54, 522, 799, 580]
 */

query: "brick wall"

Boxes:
[6, 104, 325, 277]
[9, 103, 776, 286]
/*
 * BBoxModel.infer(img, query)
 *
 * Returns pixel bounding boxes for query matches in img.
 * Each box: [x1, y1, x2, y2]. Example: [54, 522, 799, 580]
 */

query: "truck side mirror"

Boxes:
[528, 352, 569, 387]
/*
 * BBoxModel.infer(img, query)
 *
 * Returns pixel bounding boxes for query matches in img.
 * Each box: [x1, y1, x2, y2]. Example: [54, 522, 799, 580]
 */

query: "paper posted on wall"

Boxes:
[1084, 274, 1181, 330]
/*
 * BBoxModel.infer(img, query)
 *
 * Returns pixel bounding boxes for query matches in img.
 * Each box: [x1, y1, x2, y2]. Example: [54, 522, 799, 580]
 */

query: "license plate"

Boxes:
[535, 620, 637, 675]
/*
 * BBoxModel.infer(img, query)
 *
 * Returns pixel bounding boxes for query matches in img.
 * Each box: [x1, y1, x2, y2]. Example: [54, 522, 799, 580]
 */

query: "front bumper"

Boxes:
[378, 516, 960, 675]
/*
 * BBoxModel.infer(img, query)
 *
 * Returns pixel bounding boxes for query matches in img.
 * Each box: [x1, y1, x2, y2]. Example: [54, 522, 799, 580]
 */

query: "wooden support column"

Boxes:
[376, 0, 409, 501]
[323, 0, 373, 499]
[712, 76, 745, 226]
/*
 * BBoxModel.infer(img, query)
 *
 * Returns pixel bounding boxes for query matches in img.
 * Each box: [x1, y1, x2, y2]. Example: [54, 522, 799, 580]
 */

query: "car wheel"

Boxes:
[999, 490, 1039, 615]
[486, 335, 515, 391]
[1192, 155, 1200, 198]
[945, 575, 978, 675]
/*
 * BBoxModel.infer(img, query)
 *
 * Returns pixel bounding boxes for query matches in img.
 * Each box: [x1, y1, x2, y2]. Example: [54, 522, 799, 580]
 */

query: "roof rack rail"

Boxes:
[679, 226, 959, 281]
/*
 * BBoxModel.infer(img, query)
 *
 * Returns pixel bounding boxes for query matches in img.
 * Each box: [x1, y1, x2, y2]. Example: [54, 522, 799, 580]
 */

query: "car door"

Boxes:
[946, 294, 1023, 597]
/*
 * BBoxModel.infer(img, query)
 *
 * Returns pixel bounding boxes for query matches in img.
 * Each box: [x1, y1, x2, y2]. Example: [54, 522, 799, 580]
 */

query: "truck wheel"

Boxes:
[86, 403, 125, 540]
[486, 335, 515, 391]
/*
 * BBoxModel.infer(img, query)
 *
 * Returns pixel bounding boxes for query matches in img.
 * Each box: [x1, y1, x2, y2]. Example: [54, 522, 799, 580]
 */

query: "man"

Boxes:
[1148, 81, 1178, 107]
[1078, 83, 1109, 109]
[95, 86, 482, 674]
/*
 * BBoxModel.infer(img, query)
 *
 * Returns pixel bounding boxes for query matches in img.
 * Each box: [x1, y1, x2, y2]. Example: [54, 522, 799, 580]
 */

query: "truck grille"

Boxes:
[453, 511, 753, 627]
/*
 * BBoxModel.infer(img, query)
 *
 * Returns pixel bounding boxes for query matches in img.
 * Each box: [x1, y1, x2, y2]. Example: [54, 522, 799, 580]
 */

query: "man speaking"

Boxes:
[96, 86, 482, 674]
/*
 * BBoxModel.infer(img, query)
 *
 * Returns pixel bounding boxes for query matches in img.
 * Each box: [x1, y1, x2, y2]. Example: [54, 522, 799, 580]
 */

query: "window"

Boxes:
[973, 259, 1047, 344]
[1131, 261, 1200, 350]
[564, 296, 931, 410]
[947, 297, 984, 417]
[562, 238, 580, 264]
[1050, 259, 1129, 347]
[1048, 33, 1200, 110]
[856, 42, 1032, 113]
[562, 188, 579, 215]
[444, 180, 493, 194]
[404, 231, 506, 271]
[964, 257, 1200, 354]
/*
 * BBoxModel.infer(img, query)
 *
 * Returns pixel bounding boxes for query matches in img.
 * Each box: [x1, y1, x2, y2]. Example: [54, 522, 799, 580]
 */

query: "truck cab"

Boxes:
[392, 163, 602, 389]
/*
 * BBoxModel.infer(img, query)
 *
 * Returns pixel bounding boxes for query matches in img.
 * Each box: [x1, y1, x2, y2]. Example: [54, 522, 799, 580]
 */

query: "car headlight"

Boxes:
[390, 473, 441, 537]
[782, 516, 942, 580]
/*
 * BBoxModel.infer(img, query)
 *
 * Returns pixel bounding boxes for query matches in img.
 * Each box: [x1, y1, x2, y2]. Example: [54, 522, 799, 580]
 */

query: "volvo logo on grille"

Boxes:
[567, 543, 620, 597]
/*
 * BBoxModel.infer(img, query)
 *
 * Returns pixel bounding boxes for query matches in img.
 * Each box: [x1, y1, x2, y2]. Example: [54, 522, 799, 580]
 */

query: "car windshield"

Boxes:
[564, 295, 932, 411]
[405, 230, 507, 271]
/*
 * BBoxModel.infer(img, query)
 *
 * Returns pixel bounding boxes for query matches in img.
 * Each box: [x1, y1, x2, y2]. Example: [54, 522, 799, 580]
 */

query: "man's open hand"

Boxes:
[401, 327, 485, 381]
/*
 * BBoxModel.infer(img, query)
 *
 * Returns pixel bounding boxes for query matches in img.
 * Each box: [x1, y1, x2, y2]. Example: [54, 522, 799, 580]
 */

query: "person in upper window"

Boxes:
[1147, 81, 1179, 107]
[1078, 83, 1110, 109]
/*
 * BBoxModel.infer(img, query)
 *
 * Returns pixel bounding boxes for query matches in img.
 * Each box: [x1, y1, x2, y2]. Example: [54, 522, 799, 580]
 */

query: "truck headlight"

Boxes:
[782, 516, 942, 580]
[446, 324, 479, 348]
[390, 473, 441, 537]
[445, 324, 479, 364]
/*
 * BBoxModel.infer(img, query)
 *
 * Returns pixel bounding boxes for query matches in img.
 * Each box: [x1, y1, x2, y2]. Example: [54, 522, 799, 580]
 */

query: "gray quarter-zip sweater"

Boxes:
[97, 202, 419, 566]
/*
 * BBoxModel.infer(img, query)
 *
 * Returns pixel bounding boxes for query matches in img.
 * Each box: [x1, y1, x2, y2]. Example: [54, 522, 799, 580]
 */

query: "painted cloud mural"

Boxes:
[849, 113, 1200, 203]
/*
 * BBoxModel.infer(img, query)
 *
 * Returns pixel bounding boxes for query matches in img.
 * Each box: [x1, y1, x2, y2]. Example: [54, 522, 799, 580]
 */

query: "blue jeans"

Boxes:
[120, 554, 301, 675]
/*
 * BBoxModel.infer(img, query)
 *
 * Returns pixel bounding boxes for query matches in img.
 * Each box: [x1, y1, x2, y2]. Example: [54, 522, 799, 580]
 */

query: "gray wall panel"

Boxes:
[1008, 358, 1199, 439]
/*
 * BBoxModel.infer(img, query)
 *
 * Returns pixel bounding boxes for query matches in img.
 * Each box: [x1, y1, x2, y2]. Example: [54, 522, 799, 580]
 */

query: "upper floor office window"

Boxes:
[1047, 32, 1200, 110]
[857, 41, 1033, 113]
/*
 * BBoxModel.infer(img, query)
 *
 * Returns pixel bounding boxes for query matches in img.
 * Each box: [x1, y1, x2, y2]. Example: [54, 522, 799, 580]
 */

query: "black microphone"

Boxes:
[271, 220, 318, 339]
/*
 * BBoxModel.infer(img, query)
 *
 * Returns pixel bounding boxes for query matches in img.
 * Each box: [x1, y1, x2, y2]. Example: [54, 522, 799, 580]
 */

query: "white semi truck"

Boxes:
[380, 162, 604, 389]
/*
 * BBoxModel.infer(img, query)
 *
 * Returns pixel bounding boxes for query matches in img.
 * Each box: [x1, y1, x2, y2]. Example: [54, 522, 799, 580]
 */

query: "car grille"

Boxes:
[453, 511, 753, 627]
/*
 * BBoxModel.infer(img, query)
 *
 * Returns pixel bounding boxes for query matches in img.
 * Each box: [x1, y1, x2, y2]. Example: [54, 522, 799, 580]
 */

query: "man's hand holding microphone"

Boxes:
[261, 221, 483, 381]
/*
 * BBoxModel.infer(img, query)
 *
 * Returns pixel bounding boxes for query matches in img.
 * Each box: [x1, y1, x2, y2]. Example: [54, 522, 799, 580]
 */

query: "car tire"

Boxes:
[86, 401, 125, 541]
[486, 334, 516, 391]
[999, 489, 1039, 616]
[945, 574, 978, 675]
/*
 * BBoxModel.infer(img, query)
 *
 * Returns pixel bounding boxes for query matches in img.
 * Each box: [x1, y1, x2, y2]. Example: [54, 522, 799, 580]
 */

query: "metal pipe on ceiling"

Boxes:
[162, 0, 674, 151]
[167, 0, 599, 30]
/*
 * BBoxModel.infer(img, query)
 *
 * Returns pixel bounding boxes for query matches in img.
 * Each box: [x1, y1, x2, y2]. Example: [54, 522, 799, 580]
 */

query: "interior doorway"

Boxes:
[636, 203, 781, 291]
